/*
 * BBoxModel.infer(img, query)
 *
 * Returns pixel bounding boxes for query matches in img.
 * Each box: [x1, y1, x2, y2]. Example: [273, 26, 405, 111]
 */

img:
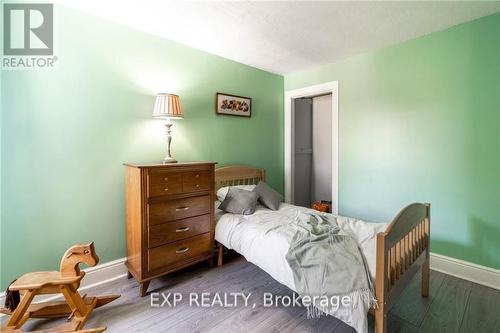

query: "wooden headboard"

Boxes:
[215, 165, 266, 190]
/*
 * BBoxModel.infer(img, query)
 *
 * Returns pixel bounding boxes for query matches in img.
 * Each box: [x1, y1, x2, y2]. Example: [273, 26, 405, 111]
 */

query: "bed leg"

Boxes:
[421, 257, 430, 297]
[422, 204, 430, 298]
[375, 305, 387, 333]
[375, 232, 387, 333]
[217, 242, 223, 269]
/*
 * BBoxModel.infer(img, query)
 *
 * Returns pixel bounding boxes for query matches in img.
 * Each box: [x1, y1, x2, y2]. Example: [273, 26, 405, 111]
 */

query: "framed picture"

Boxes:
[215, 92, 252, 118]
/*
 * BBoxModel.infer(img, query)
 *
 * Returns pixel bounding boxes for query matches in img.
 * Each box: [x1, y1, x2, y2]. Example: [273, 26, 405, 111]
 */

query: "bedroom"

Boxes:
[1, 1, 499, 332]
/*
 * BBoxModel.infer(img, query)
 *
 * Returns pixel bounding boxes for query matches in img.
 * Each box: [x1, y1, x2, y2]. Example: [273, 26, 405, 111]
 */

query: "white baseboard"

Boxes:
[0, 257, 128, 309]
[77, 257, 128, 291]
[430, 252, 500, 290]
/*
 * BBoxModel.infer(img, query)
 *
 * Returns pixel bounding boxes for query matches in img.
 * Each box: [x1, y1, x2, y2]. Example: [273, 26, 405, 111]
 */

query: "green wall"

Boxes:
[1, 5, 498, 291]
[1, 5, 283, 288]
[286, 13, 500, 269]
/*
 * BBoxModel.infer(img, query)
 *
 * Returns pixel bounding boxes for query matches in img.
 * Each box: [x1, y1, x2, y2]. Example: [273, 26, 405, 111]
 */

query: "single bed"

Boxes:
[214, 165, 430, 333]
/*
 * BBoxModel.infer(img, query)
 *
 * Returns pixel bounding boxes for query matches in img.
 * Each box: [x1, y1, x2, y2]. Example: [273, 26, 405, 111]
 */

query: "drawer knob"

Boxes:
[175, 206, 190, 212]
[175, 227, 190, 233]
[164, 177, 169, 181]
[196, 174, 200, 178]
[195, 184, 200, 188]
[164, 188, 169, 192]
[176, 247, 189, 254]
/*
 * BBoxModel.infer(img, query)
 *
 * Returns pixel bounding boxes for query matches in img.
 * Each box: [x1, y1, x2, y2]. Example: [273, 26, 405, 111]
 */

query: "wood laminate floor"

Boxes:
[3, 255, 499, 333]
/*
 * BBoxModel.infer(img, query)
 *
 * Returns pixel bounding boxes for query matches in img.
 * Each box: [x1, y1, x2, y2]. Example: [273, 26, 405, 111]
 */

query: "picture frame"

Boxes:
[215, 92, 252, 118]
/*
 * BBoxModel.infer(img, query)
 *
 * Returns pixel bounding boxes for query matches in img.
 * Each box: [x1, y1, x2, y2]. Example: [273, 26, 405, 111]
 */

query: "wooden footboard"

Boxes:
[374, 203, 430, 333]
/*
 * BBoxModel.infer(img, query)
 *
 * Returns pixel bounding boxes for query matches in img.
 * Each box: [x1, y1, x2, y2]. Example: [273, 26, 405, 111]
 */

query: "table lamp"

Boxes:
[152, 93, 183, 163]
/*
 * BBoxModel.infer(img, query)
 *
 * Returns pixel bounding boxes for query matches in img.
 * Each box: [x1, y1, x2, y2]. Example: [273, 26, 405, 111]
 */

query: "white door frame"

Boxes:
[284, 81, 339, 215]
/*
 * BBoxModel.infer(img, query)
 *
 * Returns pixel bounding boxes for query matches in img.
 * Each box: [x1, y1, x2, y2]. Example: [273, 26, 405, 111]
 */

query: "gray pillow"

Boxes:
[219, 188, 259, 215]
[253, 181, 283, 210]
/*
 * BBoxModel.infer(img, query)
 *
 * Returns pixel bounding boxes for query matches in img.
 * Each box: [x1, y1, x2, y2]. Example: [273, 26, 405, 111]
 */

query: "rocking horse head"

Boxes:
[59, 242, 99, 277]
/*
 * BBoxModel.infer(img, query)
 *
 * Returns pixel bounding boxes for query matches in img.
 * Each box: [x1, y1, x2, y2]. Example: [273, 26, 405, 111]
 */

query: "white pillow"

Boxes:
[216, 185, 256, 202]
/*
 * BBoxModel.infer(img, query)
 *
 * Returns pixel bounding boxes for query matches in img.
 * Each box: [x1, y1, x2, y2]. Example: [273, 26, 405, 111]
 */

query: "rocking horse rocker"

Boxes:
[1, 242, 120, 333]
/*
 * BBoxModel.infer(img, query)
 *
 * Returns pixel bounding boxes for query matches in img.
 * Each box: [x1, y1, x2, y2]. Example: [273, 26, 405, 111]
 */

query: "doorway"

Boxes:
[284, 81, 339, 214]
[293, 94, 333, 208]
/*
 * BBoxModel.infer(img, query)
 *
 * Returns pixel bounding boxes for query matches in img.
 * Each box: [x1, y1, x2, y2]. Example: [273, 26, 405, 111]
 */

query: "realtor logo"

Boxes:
[3, 3, 53, 55]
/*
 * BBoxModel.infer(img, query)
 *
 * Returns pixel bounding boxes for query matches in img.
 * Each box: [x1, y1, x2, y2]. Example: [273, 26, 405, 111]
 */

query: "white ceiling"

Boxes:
[56, 0, 500, 75]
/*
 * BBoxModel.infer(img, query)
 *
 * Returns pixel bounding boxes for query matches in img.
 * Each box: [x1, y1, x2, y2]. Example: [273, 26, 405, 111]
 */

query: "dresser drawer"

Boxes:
[182, 171, 210, 192]
[148, 172, 183, 197]
[148, 195, 210, 225]
[149, 214, 210, 248]
[148, 233, 211, 271]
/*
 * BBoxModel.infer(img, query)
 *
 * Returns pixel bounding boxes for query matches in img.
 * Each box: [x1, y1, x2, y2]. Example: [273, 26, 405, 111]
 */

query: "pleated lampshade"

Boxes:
[152, 93, 183, 119]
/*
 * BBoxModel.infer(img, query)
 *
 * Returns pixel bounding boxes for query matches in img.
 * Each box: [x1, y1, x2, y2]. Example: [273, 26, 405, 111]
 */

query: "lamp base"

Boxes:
[162, 122, 177, 164]
[162, 157, 178, 164]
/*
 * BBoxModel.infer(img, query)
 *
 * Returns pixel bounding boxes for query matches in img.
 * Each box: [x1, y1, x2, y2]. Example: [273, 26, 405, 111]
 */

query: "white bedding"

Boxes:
[215, 202, 387, 332]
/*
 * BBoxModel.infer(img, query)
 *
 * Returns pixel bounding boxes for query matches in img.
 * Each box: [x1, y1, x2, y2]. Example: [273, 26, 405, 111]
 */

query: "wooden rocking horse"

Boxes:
[1, 242, 120, 333]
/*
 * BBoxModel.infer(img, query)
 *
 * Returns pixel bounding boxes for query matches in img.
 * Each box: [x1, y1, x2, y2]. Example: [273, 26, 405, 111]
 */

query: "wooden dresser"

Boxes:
[124, 162, 217, 296]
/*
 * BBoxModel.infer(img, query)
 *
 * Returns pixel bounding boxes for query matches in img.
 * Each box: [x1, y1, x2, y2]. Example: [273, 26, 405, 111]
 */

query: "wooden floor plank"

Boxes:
[459, 283, 500, 333]
[387, 314, 418, 333]
[418, 275, 472, 333]
[389, 270, 446, 326]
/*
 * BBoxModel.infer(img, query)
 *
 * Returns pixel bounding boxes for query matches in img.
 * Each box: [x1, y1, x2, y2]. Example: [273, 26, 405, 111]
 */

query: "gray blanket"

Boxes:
[285, 212, 377, 332]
